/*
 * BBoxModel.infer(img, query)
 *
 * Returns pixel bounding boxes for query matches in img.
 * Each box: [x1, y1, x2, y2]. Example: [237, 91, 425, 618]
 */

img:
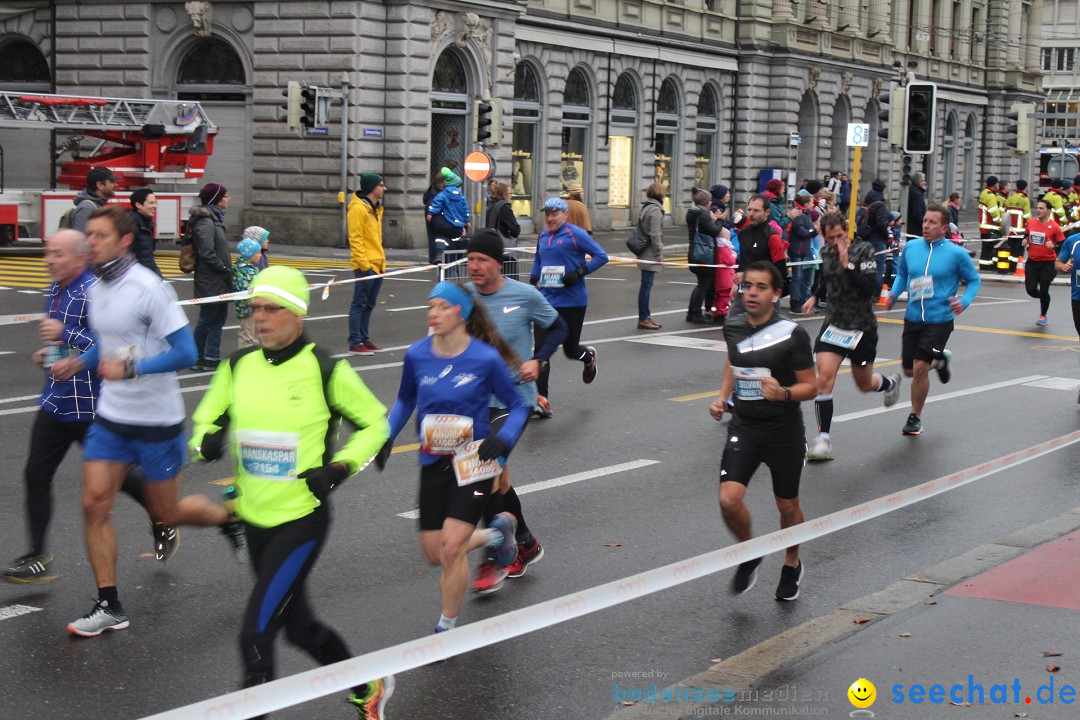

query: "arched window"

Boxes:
[657, 78, 679, 115]
[514, 62, 539, 103]
[562, 68, 592, 199]
[177, 38, 245, 85]
[613, 74, 637, 111]
[696, 85, 720, 189]
[512, 62, 541, 217]
[0, 39, 48, 84]
[564, 68, 591, 109]
[432, 50, 468, 94]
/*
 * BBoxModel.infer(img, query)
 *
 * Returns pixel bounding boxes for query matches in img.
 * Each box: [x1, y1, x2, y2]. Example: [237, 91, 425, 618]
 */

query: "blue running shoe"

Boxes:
[489, 512, 518, 569]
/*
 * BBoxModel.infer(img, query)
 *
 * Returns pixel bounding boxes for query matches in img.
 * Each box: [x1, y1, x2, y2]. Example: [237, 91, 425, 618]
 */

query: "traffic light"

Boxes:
[300, 86, 318, 129]
[903, 82, 937, 154]
[1006, 102, 1035, 155]
[877, 83, 905, 147]
[475, 99, 493, 145]
[281, 81, 301, 130]
[901, 155, 913, 186]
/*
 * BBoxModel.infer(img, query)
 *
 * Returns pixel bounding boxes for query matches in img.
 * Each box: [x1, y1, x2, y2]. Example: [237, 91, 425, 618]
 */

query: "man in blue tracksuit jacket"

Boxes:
[886, 203, 981, 436]
[529, 197, 610, 405]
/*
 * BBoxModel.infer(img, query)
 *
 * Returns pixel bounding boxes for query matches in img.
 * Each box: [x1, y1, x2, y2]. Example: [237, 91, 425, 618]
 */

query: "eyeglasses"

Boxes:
[249, 303, 287, 315]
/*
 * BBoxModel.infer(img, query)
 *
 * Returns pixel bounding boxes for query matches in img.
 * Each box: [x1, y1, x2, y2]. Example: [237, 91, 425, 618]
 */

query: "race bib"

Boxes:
[41, 343, 78, 369]
[452, 441, 503, 487]
[420, 414, 473, 455]
[909, 275, 935, 301]
[1030, 232, 1046, 246]
[539, 265, 565, 288]
[820, 325, 864, 350]
[733, 367, 772, 401]
[236, 429, 299, 481]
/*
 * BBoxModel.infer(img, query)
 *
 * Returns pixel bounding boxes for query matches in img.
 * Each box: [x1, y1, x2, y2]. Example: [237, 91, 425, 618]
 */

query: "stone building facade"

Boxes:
[0, 0, 1043, 246]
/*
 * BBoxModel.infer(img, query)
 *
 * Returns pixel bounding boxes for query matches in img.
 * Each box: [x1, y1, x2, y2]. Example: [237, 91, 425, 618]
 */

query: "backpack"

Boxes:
[179, 236, 197, 273]
[57, 207, 77, 230]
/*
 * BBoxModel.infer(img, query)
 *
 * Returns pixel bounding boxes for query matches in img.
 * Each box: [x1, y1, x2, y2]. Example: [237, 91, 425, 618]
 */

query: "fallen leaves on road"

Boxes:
[949, 700, 971, 707]
[1043, 651, 1063, 657]
[710, 658, 724, 663]
[924, 600, 937, 605]
[854, 617, 872, 624]
[1016, 713, 1029, 717]
[899, 632, 912, 638]
[602, 543, 623, 547]
[620, 700, 638, 706]
[1047, 663, 1061, 673]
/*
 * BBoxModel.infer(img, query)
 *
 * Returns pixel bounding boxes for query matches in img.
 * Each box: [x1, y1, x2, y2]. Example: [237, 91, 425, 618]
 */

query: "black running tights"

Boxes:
[24, 412, 147, 555]
[1024, 260, 1057, 316]
[535, 305, 589, 398]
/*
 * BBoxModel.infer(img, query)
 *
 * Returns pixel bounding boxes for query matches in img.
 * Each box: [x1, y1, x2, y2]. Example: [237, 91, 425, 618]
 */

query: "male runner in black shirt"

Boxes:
[710, 261, 817, 601]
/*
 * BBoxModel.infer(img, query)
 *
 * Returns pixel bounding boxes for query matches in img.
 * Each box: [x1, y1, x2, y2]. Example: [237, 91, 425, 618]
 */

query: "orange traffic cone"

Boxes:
[876, 284, 889, 307]
[1013, 260, 1025, 278]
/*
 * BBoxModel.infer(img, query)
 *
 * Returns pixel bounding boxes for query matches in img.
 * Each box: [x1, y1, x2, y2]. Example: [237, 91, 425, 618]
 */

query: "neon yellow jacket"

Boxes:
[1044, 190, 1067, 226]
[1003, 191, 1031, 237]
[348, 194, 386, 273]
[191, 341, 389, 528]
[978, 187, 1003, 232]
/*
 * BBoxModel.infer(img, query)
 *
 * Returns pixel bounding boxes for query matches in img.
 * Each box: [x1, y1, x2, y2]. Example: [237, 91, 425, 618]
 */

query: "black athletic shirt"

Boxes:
[815, 239, 880, 332]
[724, 310, 814, 428]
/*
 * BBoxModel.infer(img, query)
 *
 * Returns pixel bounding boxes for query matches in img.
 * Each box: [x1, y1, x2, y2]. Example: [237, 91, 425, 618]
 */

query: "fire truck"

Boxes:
[1039, 147, 1080, 188]
[0, 91, 217, 244]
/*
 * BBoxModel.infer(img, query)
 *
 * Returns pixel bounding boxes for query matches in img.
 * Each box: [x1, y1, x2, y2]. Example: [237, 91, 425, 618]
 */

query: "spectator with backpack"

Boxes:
[764, 178, 788, 240]
[484, 182, 520, 244]
[189, 182, 232, 372]
[856, 199, 891, 287]
[686, 187, 722, 324]
[787, 191, 818, 314]
[67, 167, 120, 233]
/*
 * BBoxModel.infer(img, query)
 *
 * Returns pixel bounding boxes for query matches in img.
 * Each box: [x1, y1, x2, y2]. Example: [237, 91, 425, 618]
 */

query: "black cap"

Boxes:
[466, 228, 505, 263]
[87, 166, 120, 185]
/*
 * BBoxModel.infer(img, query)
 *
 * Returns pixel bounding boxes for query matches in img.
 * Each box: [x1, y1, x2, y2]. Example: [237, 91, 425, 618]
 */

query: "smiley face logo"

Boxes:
[848, 678, 876, 709]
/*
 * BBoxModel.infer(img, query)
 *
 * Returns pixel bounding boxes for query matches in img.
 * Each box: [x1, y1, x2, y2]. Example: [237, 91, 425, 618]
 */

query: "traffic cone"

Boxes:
[1013, 259, 1025, 278]
[876, 284, 889, 307]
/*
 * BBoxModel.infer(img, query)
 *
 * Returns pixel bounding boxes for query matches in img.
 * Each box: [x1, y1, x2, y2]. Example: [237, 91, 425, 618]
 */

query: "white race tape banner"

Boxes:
[0, 313, 46, 326]
[139, 429, 1080, 720]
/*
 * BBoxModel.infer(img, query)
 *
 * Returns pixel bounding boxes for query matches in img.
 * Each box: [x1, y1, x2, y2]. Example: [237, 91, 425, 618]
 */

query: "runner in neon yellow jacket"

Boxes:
[189, 266, 395, 717]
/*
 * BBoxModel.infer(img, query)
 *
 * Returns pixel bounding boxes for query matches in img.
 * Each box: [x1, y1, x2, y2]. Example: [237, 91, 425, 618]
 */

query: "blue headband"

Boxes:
[428, 281, 474, 320]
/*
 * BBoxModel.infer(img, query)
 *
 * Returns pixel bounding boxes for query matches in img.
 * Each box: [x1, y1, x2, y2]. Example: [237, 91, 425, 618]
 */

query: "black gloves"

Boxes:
[298, 463, 349, 502]
[529, 275, 540, 286]
[562, 265, 588, 286]
[374, 440, 393, 471]
[477, 434, 509, 462]
[199, 427, 227, 462]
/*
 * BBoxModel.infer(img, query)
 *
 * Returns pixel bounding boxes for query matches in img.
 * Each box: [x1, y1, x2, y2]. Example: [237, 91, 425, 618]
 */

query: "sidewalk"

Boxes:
[607, 508, 1080, 719]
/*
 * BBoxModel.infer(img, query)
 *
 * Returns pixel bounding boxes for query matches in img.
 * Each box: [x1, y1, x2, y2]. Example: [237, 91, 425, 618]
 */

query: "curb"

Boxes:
[604, 506, 1080, 720]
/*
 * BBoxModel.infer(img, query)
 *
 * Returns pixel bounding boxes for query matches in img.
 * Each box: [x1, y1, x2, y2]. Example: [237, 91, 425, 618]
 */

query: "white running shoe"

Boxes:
[883, 372, 902, 407]
[806, 435, 833, 462]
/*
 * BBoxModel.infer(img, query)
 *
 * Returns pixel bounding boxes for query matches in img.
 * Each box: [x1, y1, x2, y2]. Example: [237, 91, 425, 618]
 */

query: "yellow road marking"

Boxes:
[668, 359, 904, 402]
[877, 317, 1077, 341]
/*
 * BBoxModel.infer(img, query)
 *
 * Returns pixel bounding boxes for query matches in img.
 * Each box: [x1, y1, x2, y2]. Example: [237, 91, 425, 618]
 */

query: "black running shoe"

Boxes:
[731, 557, 762, 595]
[775, 561, 804, 601]
[902, 413, 922, 436]
[1, 552, 56, 584]
[221, 520, 249, 564]
[936, 349, 952, 384]
[151, 522, 180, 562]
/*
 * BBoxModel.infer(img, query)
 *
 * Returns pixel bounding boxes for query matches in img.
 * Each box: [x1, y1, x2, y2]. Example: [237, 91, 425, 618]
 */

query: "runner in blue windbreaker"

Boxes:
[529, 197, 609, 408]
[886, 203, 981, 436]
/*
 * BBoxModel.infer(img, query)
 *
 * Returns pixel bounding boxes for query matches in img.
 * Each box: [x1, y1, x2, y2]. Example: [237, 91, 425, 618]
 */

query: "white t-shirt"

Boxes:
[88, 263, 189, 426]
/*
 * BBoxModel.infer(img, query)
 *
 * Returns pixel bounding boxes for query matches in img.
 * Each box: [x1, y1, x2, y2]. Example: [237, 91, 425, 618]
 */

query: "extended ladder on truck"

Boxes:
[0, 90, 217, 187]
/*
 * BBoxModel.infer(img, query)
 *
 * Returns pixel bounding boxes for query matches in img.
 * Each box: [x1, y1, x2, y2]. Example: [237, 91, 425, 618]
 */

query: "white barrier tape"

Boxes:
[0, 312, 46, 326]
[138, 429, 1080, 720]
[177, 263, 442, 307]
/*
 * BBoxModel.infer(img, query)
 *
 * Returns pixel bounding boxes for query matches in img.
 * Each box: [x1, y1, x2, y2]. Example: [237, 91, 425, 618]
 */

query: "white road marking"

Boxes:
[0, 393, 39, 404]
[396, 459, 661, 519]
[385, 305, 430, 312]
[1023, 376, 1080, 391]
[628, 336, 727, 351]
[832, 374, 1048, 423]
[0, 604, 42, 621]
[0, 351, 13, 355]
[17, 290, 41, 295]
[667, 281, 698, 286]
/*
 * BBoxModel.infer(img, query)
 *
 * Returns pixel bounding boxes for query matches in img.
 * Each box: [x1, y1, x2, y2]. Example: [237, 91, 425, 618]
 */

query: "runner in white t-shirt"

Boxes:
[51, 205, 247, 637]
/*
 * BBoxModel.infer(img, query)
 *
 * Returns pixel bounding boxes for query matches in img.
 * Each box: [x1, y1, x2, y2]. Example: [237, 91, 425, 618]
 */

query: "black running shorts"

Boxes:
[813, 325, 879, 367]
[901, 320, 954, 369]
[418, 457, 496, 531]
[719, 419, 806, 500]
